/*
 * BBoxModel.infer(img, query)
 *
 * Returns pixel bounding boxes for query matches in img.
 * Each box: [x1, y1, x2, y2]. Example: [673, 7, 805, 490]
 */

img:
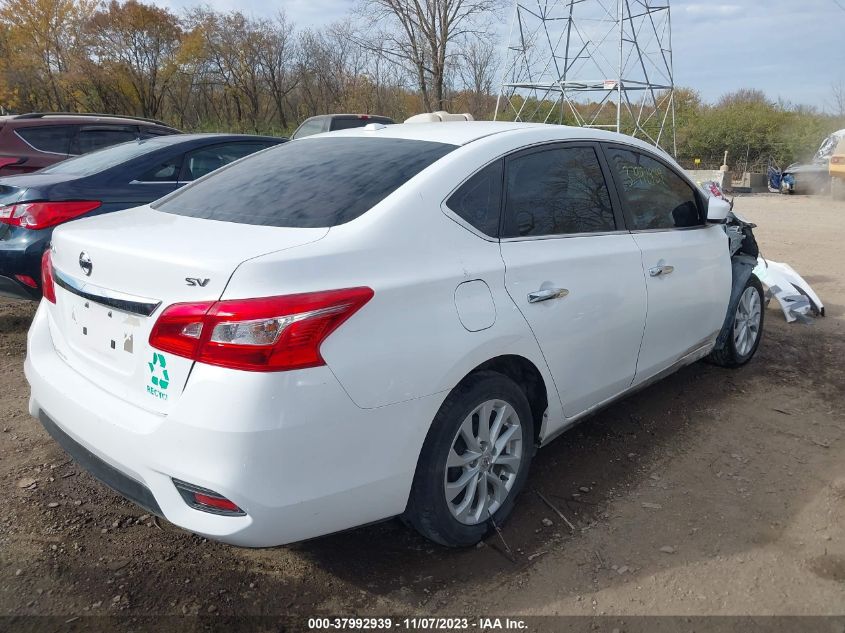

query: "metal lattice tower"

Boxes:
[494, 0, 677, 155]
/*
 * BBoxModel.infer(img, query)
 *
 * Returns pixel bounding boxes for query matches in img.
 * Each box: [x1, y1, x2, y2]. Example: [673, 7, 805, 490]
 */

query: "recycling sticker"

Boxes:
[147, 352, 170, 400]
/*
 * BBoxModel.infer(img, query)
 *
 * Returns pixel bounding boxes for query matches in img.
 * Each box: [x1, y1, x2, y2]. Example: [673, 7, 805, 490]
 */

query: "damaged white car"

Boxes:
[702, 182, 825, 324]
[27, 123, 764, 548]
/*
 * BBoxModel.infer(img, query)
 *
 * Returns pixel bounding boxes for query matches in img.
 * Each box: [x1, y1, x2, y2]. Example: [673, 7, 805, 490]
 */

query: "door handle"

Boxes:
[528, 288, 569, 303]
[648, 265, 674, 277]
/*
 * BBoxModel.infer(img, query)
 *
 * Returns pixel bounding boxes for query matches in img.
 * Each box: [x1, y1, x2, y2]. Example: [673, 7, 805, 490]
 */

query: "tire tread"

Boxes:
[404, 371, 534, 547]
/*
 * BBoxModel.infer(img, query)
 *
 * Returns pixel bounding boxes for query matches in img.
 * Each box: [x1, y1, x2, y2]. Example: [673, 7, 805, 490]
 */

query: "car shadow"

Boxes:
[285, 307, 844, 608]
[16, 305, 843, 618]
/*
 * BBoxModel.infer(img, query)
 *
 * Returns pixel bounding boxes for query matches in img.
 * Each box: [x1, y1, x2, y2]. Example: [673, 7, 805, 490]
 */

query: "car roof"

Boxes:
[137, 133, 284, 147]
[313, 120, 668, 153]
[98, 134, 284, 153]
[0, 113, 175, 128]
[305, 114, 393, 120]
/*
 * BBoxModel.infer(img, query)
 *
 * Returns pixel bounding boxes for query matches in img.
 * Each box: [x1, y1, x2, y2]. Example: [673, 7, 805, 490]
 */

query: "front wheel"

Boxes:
[404, 371, 535, 547]
[709, 274, 765, 368]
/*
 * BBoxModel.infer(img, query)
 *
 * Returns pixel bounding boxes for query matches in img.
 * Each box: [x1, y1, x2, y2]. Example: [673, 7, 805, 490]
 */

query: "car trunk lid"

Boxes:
[46, 206, 329, 414]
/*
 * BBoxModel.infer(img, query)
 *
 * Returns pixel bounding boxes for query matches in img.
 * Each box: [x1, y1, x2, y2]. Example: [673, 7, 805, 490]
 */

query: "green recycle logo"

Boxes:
[148, 353, 170, 391]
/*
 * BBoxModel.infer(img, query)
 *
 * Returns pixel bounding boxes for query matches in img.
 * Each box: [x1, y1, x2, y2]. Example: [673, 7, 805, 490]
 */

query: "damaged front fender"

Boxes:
[714, 254, 757, 352]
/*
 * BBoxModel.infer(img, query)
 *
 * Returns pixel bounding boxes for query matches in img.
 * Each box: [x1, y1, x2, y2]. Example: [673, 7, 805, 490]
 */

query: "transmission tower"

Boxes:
[494, 0, 677, 155]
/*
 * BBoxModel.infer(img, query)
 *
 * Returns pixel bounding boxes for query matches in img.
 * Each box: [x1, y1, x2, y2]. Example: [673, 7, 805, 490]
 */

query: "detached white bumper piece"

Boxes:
[753, 257, 825, 323]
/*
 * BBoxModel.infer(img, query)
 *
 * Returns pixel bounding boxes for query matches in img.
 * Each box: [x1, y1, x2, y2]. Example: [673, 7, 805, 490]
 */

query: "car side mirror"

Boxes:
[707, 196, 731, 223]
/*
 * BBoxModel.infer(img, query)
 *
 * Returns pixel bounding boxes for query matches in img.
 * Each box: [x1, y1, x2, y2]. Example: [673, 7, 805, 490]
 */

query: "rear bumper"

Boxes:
[0, 274, 40, 300]
[38, 411, 162, 516]
[0, 225, 50, 300]
[25, 303, 441, 547]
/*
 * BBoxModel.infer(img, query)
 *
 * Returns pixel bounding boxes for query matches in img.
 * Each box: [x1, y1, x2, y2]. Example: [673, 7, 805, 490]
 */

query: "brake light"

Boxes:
[14, 274, 37, 288]
[149, 287, 374, 372]
[40, 249, 56, 303]
[0, 157, 23, 170]
[0, 200, 101, 230]
[832, 156, 844, 165]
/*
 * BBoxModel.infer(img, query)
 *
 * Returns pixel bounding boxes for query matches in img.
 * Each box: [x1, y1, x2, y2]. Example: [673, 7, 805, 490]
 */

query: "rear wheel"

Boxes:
[404, 371, 534, 547]
[709, 275, 764, 368]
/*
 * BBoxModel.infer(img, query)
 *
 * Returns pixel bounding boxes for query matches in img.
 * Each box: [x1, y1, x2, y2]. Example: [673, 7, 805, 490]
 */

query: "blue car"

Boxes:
[0, 133, 284, 299]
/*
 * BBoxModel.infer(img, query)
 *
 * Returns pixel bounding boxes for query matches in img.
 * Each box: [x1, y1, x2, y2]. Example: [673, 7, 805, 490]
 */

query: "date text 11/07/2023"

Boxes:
[307, 618, 528, 630]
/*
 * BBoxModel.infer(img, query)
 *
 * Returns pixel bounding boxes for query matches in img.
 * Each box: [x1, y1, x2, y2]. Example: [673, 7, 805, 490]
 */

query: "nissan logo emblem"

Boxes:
[79, 251, 92, 276]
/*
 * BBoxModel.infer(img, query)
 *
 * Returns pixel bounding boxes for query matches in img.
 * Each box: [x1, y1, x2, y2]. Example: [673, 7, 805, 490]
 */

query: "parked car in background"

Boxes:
[290, 114, 394, 139]
[830, 137, 845, 201]
[0, 113, 181, 176]
[778, 128, 845, 195]
[26, 122, 762, 549]
[0, 133, 282, 299]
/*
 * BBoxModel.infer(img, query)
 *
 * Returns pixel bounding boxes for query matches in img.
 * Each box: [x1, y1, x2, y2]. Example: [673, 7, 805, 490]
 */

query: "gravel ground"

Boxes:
[0, 193, 843, 623]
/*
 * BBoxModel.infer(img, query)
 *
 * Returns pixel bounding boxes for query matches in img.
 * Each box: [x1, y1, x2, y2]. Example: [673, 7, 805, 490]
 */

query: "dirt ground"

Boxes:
[1, 193, 844, 624]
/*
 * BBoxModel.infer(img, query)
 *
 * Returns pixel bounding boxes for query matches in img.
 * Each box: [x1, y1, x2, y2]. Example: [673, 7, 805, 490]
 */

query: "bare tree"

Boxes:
[457, 37, 497, 118]
[185, 9, 269, 131]
[257, 12, 298, 130]
[830, 80, 845, 118]
[360, 0, 501, 111]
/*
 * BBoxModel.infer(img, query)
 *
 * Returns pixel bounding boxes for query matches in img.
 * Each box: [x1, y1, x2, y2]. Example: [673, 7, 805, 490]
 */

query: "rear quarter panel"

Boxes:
[221, 134, 563, 419]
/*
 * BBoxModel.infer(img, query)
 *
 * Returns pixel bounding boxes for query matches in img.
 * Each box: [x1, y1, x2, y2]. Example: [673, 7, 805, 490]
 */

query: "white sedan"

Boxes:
[25, 121, 763, 547]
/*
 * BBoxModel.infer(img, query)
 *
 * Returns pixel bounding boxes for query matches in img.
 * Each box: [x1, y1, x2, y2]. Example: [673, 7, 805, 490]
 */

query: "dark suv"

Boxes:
[0, 113, 180, 176]
[290, 114, 394, 140]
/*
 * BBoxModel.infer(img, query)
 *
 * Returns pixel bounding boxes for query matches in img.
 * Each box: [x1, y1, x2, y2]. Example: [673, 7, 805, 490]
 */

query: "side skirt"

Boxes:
[538, 338, 715, 447]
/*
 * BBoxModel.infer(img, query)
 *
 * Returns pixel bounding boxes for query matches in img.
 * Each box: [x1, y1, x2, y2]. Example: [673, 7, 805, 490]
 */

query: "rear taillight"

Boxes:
[40, 249, 56, 303]
[0, 200, 101, 230]
[149, 287, 374, 372]
[15, 274, 38, 289]
[832, 156, 844, 165]
[0, 157, 24, 170]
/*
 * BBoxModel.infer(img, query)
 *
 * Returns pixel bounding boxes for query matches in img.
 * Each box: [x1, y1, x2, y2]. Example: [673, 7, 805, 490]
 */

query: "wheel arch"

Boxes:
[457, 354, 550, 446]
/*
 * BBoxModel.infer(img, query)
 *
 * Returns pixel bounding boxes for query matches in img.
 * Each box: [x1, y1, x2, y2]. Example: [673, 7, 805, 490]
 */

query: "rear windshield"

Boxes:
[330, 117, 392, 131]
[39, 139, 169, 177]
[153, 137, 455, 227]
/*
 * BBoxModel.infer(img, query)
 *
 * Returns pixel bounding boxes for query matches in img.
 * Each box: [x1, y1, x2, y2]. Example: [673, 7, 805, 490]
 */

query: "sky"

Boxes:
[153, 0, 845, 112]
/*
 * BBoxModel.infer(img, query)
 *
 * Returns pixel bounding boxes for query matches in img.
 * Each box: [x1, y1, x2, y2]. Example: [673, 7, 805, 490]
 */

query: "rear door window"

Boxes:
[292, 119, 325, 139]
[604, 147, 703, 230]
[72, 126, 139, 155]
[154, 137, 455, 227]
[15, 126, 74, 155]
[180, 142, 274, 181]
[139, 155, 183, 182]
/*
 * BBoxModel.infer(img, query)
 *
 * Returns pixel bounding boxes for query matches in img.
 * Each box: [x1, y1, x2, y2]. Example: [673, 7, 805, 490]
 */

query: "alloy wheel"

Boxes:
[443, 399, 524, 525]
[733, 286, 762, 357]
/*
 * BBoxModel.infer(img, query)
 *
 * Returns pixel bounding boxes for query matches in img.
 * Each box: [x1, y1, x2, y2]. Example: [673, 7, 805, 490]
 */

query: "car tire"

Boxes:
[404, 371, 535, 547]
[708, 274, 765, 368]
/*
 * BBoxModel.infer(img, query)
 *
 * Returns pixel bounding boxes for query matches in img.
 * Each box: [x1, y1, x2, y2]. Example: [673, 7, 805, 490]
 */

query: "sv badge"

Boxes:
[186, 277, 210, 287]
